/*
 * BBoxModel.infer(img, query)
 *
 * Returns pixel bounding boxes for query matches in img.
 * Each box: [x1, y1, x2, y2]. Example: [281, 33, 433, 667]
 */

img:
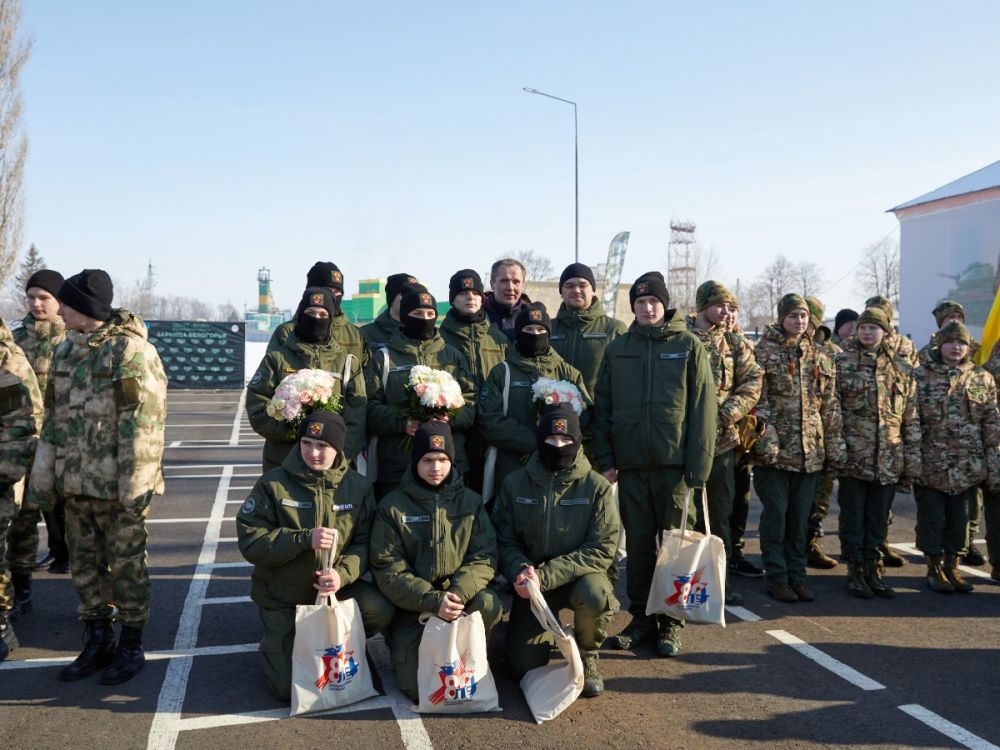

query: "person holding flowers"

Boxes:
[478, 302, 591, 494]
[365, 287, 476, 499]
[247, 287, 367, 472]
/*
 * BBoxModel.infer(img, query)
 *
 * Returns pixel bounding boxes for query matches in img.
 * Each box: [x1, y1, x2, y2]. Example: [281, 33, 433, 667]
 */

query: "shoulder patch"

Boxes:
[249, 370, 263, 386]
[241, 497, 256, 514]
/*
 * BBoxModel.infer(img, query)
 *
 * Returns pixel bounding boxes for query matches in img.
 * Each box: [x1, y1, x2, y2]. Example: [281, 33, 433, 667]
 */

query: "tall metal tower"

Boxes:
[667, 221, 697, 313]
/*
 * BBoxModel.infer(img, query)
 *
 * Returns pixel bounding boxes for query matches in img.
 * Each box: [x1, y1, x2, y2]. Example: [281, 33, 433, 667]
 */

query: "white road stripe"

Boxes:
[228, 486, 255, 491]
[146, 517, 235, 524]
[169, 441, 181, 448]
[147, 465, 234, 750]
[165, 473, 260, 480]
[175, 696, 393, 731]
[166, 423, 234, 428]
[891, 542, 994, 580]
[218, 537, 237, 543]
[200, 596, 251, 605]
[167, 443, 262, 449]
[766, 630, 885, 691]
[229, 389, 247, 446]
[899, 704, 1000, 750]
[369, 638, 435, 750]
[206, 561, 251, 569]
[1, 642, 257, 671]
[165, 463, 260, 469]
[725, 605, 762, 622]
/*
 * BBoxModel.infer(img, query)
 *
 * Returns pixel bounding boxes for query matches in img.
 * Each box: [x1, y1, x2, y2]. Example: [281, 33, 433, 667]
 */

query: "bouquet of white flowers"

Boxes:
[530, 378, 585, 421]
[265, 369, 343, 438]
[401, 366, 466, 449]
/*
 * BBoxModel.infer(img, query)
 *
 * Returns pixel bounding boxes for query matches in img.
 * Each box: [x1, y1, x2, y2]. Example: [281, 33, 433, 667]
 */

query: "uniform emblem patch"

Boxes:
[331, 270, 342, 284]
[420, 293, 432, 305]
[310, 293, 324, 305]
[249, 370, 263, 386]
[430, 435, 445, 449]
[241, 497, 255, 514]
[637, 282, 648, 295]
[553, 418, 567, 433]
[529, 310, 542, 321]
[462, 277, 474, 289]
[308, 422, 324, 437]
[407, 276, 417, 285]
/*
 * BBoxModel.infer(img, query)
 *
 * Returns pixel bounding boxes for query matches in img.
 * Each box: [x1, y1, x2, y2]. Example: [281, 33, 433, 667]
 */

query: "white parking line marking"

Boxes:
[766, 630, 885, 691]
[899, 704, 1000, 750]
[229, 389, 247, 446]
[725, 605, 762, 622]
[200, 596, 252, 605]
[1, 642, 258, 671]
[370, 638, 435, 749]
[228, 486, 254, 491]
[206, 561, 251, 569]
[165, 463, 260, 469]
[218, 537, 237, 543]
[166, 423, 234, 428]
[890, 543, 994, 580]
[175, 696, 393, 731]
[165, 473, 260, 480]
[146, 517, 235, 524]
[147, 465, 234, 750]
[169, 441, 181, 448]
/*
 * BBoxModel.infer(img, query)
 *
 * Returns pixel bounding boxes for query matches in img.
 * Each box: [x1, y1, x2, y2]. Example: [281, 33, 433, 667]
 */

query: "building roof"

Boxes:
[889, 159, 1000, 213]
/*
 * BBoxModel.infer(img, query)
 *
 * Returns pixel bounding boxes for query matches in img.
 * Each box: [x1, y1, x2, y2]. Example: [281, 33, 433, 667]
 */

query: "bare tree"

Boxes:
[695, 244, 721, 287]
[0, 0, 30, 289]
[511, 249, 557, 282]
[795, 261, 825, 299]
[855, 237, 900, 310]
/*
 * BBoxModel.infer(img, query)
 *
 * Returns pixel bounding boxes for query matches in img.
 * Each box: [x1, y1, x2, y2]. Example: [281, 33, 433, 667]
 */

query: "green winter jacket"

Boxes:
[439, 310, 509, 392]
[267, 314, 367, 363]
[236, 450, 379, 609]
[360, 309, 398, 351]
[492, 450, 619, 592]
[246, 331, 366, 471]
[592, 312, 717, 485]
[549, 299, 627, 399]
[370, 467, 497, 613]
[365, 330, 475, 485]
[478, 348, 592, 487]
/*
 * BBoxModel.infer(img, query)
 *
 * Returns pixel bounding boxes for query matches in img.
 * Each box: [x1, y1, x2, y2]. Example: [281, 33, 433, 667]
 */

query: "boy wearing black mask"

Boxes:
[478, 303, 591, 491]
[365, 288, 476, 498]
[492, 404, 619, 698]
[247, 287, 367, 472]
[440, 269, 509, 492]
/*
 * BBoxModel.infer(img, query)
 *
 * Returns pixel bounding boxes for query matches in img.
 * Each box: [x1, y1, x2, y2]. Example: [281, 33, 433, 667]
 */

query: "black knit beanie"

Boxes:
[400, 287, 437, 318]
[25, 269, 64, 296]
[449, 269, 485, 302]
[629, 274, 670, 310]
[535, 403, 582, 444]
[834, 308, 859, 334]
[386, 273, 418, 305]
[298, 411, 347, 452]
[58, 269, 114, 322]
[515, 302, 551, 333]
[306, 262, 344, 293]
[559, 263, 597, 291]
[411, 421, 455, 466]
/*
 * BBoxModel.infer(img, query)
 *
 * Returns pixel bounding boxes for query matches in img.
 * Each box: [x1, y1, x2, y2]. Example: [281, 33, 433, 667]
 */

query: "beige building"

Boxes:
[521, 280, 634, 325]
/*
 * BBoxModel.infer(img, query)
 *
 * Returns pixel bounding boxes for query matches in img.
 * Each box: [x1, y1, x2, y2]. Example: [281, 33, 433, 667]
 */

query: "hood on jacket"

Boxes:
[555, 297, 609, 325]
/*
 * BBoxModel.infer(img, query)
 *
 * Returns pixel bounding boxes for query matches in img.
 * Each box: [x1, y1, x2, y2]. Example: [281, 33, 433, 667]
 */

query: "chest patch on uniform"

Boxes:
[660, 353, 687, 360]
[511, 381, 531, 387]
[549, 335, 567, 341]
[281, 499, 313, 509]
[331, 503, 354, 511]
[403, 514, 431, 523]
[241, 497, 255, 514]
[390, 365, 413, 373]
[582, 332, 607, 339]
[559, 497, 590, 506]
[515, 497, 539, 506]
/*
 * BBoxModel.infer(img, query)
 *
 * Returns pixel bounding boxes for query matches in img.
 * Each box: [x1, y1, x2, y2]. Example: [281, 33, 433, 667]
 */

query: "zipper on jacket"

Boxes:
[544, 474, 556, 554]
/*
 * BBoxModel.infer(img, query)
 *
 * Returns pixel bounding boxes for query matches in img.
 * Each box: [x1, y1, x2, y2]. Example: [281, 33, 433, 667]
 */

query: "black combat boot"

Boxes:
[100, 624, 145, 685]
[943, 555, 974, 593]
[846, 560, 873, 599]
[925, 555, 953, 593]
[863, 559, 896, 599]
[605, 614, 657, 650]
[59, 619, 116, 681]
[9, 572, 32, 620]
[581, 655, 604, 697]
[962, 542, 986, 567]
[0, 612, 18, 662]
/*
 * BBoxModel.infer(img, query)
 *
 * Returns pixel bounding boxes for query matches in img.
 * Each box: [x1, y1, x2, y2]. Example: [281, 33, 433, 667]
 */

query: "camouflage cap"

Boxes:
[865, 295, 894, 319]
[805, 296, 825, 329]
[932, 299, 965, 328]
[937, 320, 971, 346]
[857, 306, 891, 333]
[696, 280, 736, 311]
[777, 293, 808, 322]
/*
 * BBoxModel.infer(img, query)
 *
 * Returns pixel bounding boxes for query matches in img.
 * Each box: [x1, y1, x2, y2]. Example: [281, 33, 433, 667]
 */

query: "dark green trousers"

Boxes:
[968, 488, 983, 538]
[506, 573, 617, 679]
[618, 467, 691, 617]
[837, 476, 895, 561]
[695, 449, 735, 557]
[387, 588, 502, 703]
[730, 452, 752, 553]
[258, 579, 395, 701]
[808, 470, 836, 539]
[753, 467, 818, 584]
[914, 485, 972, 557]
[984, 490, 1000, 567]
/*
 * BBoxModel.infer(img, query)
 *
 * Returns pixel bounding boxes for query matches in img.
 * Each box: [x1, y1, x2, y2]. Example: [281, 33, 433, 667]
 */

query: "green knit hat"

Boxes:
[857, 306, 891, 333]
[695, 280, 736, 312]
[777, 293, 808, 322]
[865, 295, 894, 319]
[937, 320, 971, 346]
[805, 296, 825, 329]
[932, 300, 965, 328]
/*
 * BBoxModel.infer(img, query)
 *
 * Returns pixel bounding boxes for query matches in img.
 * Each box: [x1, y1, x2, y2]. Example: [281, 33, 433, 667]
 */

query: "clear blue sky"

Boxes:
[19, 1, 1000, 317]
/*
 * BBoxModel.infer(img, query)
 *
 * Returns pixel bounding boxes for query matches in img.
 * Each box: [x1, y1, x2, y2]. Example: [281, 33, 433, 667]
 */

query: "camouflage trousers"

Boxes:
[0, 490, 15, 611]
[807, 470, 836, 539]
[7, 503, 40, 577]
[65, 494, 152, 626]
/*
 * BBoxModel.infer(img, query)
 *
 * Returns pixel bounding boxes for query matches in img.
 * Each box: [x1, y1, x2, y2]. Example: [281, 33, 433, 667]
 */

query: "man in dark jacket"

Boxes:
[360, 273, 419, 351]
[483, 259, 532, 342]
[237, 412, 394, 701]
[594, 273, 717, 658]
[492, 404, 619, 697]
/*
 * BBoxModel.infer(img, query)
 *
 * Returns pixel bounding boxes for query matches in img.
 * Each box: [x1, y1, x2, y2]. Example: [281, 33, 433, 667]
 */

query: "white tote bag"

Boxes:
[480, 362, 510, 502]
[645, 488, 727, 627]
[519, 579, 584, 723]
[413, 611, 500, 714]
[290, 535, 379, 716]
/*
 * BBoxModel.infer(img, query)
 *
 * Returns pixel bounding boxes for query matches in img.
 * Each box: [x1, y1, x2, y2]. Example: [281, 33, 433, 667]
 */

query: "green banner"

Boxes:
[147, 321, 245, 389]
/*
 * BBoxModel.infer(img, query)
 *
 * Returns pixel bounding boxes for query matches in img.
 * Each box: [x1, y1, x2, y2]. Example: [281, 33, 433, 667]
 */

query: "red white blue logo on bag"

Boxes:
[314, 644, 359, 691]
[665, 567, 710, 610]
[428, 651, 477, 705]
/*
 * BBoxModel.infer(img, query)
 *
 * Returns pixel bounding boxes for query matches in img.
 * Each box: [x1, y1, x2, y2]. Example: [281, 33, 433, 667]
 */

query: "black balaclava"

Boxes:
[515, 303, 551, 357]
[536, 403, 581, 472]
[294, 287, 336, 343]
[400, 288, 438, 341]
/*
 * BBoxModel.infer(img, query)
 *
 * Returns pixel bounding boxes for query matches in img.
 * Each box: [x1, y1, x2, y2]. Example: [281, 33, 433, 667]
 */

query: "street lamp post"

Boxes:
[523, 86, 578, 263]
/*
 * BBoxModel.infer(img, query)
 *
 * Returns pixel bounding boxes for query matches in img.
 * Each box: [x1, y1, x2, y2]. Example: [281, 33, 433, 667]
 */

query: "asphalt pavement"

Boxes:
[2, 389, 999, 750]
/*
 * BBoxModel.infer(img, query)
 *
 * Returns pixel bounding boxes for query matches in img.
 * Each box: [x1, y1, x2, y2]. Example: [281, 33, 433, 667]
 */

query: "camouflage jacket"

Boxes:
[752, 324, 846, 473]
[914, 352, 1000, 494]
[686, 315, 763, 454]
[11, 313, 67, 394]
[889, 331, 919, 367]
[27, 309, 167, 508]
[0, 320, 43, 486]
[835, 339, 921, 485]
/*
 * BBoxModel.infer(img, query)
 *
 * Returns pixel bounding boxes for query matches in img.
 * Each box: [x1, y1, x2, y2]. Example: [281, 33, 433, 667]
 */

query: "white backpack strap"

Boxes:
[380, 347, 390, 389]
[501, 361, 511, 416]
[341, 353, 355, 389]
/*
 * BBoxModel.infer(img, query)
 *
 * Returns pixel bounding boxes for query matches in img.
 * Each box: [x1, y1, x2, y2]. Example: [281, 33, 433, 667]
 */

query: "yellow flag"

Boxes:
[975, 286, 1000, 365]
